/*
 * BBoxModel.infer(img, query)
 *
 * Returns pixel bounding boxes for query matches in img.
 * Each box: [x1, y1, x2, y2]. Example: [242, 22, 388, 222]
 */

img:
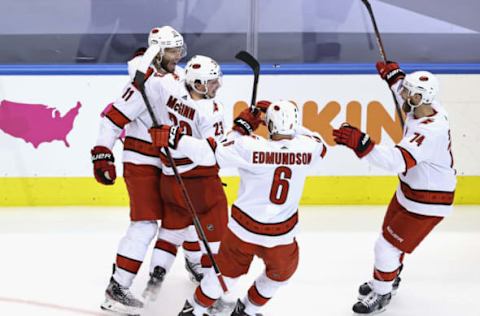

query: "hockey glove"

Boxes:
[91, 146, 116, 185]
[332, 123, 375, 158]
[376, 61, 406, 87]
[149, 125, 185, 149]
[255, 100, 272, 113]
[233, 108, 263, 136]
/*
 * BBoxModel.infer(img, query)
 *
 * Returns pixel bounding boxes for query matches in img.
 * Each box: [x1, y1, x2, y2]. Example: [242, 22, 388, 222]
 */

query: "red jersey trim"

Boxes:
[106, 105, 131, 129]
[231, 205, 298, 237]
[123, 136, 160, 157]
[399, 179, 454, 205]
[395, 145, 417, 173]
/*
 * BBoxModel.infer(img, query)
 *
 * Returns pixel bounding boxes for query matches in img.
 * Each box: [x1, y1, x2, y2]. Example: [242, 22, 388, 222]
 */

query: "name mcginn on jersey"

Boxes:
[166, 96, 196, 120]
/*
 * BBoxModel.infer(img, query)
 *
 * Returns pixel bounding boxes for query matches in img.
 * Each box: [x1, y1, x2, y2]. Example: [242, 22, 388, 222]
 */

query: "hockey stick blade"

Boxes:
[235, 51, 260, 75]
[235, 51, 260, 111]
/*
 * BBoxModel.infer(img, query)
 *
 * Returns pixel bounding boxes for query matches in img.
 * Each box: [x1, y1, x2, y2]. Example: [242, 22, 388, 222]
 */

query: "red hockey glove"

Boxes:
[91, 146, 116, 185]
[233, 108, 263, 135]
[255, 100, 272, 113]
[376, 61, 406, 87]
[149, 125, 185, 149]
[332, 123, 375, 158]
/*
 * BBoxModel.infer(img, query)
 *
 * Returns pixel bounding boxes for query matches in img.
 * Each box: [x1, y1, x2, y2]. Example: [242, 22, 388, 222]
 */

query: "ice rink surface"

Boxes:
[0, 205, 479, 316]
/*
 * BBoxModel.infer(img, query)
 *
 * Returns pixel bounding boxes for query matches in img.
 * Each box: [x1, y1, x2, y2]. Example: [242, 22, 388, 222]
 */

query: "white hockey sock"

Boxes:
[243, 272, 287, 315]
[150, 227, 189, 273]
[114, 221, 158, 287]
[372, 235, 403, 295]
[183, 225, 202, 264]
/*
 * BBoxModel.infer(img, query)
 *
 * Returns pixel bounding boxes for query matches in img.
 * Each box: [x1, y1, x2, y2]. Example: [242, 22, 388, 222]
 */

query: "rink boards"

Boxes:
[0, 72, 478, 205]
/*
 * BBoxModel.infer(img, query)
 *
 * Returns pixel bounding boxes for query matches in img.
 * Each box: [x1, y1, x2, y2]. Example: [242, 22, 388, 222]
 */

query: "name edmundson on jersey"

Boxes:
[252, 151, 312, 165]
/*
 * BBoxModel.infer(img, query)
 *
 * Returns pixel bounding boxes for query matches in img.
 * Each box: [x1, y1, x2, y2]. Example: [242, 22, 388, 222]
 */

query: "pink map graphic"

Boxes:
[0, 100, 81, 148]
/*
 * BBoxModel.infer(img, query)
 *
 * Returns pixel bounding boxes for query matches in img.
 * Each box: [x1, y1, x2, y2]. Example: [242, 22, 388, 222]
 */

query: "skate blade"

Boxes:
[142, 289, 160, 302]
[352, 306, 386, 315]
[100, 300, 142, 316]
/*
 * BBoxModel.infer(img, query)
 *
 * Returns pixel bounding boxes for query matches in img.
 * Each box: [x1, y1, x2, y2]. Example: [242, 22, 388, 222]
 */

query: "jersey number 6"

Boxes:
[270, 166, 292, 205]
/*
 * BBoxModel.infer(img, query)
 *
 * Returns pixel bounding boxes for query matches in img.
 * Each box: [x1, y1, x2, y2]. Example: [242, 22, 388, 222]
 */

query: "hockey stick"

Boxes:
[133, 46, 228, 293]
[360, 0, 405, 128]
[235, 50, 260, 112]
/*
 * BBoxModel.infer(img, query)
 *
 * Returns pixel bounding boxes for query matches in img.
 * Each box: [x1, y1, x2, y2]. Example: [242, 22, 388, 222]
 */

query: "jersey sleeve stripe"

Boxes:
[399, 179, 455, 205]
[231, 205, 298, 236]
[105, 105, 131, 129]
[320, 144, 327, 158]
[395, 145, 417, 173]
[124, 136, 160, 157]
[206, 137, 217, 153]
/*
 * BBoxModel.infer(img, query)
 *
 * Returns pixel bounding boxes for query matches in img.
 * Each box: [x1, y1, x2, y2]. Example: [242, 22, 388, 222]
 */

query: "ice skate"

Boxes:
[185, 257, 203, 283]
[353, 291, 392, 314]
[230, 299, 263, 316]
[100, 277, 143, 316]
[357, 276, 401, 300]
[142, 265, 166, 301]
[178, 300, 209, 316]
[207, 298, 236, 315]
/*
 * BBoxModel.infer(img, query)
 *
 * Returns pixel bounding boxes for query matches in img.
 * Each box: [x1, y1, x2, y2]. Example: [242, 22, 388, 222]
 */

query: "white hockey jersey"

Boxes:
[95, 57, 184, 168]
[157, 89, 226, 176]
[177, 132, 328, 247]
[366, 81, 456, 217]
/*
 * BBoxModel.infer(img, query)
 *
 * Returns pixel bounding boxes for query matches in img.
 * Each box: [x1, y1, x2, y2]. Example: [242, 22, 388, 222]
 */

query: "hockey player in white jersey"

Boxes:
[90, 26, 200, 315]
[149, 100, 328, 316]
[333, 61, 456, 314]
[142, 54, 231, 304]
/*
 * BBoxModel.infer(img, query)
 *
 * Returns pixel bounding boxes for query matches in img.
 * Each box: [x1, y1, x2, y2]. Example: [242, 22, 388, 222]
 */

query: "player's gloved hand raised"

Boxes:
[91, 146, 116, 185]
[149, 125, 185, 149]
[255, 100, 272, 113]
[376, 61, 405, 87]
[332, 123, 375, 158]
[233, 108, 263, 135]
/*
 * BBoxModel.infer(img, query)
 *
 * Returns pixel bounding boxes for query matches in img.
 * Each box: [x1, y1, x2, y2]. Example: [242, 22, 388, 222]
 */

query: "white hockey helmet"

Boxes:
[148, 26, 187, 58]
[402, 71, 439, 105]
[265, 100, 299, 136]
[185, 55, 222, 95]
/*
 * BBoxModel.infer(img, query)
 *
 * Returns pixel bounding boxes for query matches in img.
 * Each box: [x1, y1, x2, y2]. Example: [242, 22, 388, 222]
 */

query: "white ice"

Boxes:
[0, 206, 479, 316]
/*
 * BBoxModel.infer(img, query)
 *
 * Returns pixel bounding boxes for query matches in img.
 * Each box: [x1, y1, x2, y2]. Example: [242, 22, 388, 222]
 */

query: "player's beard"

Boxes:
[402, 101, 411, 114]
[160, 58, 176, 74]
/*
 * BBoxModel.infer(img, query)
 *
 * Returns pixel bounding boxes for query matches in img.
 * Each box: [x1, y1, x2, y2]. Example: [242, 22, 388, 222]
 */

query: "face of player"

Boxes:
[194, 78, 222, 99]
[160, 47, 184, 73]
[400, 87, 422, 112]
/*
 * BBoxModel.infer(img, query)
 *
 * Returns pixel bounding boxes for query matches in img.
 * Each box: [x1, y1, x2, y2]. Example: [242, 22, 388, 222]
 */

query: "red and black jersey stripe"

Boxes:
[106, 105, 131, 129]
[400, 179, 455, 205]
[231, 205, 298, 237]
[123, 136, 160, 157]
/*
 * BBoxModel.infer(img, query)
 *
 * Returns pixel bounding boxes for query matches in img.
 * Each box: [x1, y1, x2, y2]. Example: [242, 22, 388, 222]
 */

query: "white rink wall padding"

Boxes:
[0, 73, 479, 205]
